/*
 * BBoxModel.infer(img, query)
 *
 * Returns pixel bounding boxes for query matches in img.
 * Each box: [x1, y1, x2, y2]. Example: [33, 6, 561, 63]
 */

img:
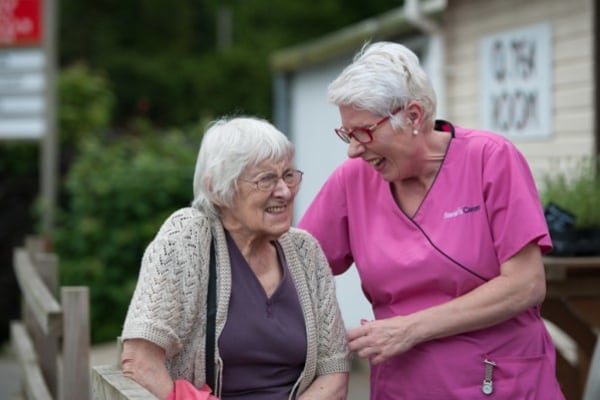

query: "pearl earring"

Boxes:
[412, 129, 418, 136]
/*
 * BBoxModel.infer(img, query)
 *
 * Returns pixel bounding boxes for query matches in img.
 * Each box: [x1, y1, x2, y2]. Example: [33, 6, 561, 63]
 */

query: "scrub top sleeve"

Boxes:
[298, 167, 354, 275]
[482, 142, 552, 263]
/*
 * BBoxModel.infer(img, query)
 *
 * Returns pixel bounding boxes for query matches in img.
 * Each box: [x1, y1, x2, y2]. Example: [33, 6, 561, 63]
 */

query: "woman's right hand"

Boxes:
[121, 338, 174, 399]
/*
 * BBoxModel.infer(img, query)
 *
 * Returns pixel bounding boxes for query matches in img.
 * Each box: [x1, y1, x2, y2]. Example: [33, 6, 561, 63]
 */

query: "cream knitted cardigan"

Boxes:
[121, 207, 350, 398]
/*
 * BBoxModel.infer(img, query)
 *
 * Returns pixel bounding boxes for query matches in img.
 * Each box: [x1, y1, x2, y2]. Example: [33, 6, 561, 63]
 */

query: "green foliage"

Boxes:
[54, 127, 203, 342]
[0, 143, 38, 177]
[58, 0, 402, 128]
[540, 157, 600, 228]
[1, 64, 111, 181]
[0, 63, 113, 240]
[45, 0, 405, 343]
[59, 64, 115, 149]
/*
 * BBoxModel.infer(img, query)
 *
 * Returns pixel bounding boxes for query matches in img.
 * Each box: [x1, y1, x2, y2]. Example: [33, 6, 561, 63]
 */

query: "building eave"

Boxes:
[270, 0, 447, 73]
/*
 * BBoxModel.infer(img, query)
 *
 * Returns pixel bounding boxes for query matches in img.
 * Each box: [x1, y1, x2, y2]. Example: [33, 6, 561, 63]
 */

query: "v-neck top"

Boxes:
[299, 121, 563, 399]
[121, 208, 350, 398]
[218, 231, 307, 399]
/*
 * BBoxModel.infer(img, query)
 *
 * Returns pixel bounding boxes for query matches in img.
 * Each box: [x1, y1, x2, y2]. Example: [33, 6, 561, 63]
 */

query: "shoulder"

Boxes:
[283, 228, 329, 272]
[453, 125, 518, 151]
[143, 207, 213, 270]
[323, 158, 383, 196]
[280, 228, 324, 266]
[154, 207, 211, 242]
[450, 125, 527, 166]
[334, 157, 372, 178]
[286, 227, 320, 249]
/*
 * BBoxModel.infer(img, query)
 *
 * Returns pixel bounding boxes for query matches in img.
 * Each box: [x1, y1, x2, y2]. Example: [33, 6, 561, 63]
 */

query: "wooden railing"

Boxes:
[542, 256, 600, 400]
[91, 338, 158, 400]
[10, 237, 90, 400]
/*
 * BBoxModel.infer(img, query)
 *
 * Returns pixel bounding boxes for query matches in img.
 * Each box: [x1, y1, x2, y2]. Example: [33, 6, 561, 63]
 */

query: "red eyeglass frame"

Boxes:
[334, 106, 404, 144]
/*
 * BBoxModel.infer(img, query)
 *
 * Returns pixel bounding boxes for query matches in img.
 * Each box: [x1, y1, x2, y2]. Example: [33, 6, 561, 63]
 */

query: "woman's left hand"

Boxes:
[346, 317, 416, 365]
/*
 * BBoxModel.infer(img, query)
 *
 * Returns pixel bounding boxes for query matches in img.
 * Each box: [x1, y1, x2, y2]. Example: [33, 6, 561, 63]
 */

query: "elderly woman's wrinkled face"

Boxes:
[221, 158, 299, 242]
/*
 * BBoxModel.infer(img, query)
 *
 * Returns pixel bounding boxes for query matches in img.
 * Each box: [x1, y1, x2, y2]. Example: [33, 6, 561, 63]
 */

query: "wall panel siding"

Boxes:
[554, 110, 594, 134]
[443, 0, 594, 182]
[555, 60, 593, 86]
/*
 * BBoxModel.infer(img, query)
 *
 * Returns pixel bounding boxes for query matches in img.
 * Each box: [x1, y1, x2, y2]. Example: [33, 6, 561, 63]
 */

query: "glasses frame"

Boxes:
[240, 169, 304, 192]
[334, 106, 404, 144]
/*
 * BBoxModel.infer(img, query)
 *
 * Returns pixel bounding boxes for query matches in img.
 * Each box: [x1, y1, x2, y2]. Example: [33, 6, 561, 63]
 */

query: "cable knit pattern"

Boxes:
[121, 207, 350, 398]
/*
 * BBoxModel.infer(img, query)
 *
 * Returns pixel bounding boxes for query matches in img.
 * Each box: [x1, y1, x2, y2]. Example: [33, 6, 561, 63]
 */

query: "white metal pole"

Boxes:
[41, 0, 58, 238]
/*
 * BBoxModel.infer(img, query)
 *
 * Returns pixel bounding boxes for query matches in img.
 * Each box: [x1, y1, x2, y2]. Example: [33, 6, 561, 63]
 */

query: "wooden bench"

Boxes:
[91, 338, 158, 399]
[10, 237, 90, 400]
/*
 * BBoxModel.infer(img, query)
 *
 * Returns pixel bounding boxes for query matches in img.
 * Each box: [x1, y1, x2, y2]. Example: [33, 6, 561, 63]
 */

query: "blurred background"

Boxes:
[1, 0, 598, 398]
[0, 0, 403, 346]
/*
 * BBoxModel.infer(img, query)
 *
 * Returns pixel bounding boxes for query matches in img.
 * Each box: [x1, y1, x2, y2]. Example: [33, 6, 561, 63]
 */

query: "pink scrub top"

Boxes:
[299, 121, 565, 399]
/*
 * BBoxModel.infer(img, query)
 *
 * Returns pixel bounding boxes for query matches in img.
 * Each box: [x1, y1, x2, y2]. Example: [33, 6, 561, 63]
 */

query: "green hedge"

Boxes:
[54, 128, 203, 342]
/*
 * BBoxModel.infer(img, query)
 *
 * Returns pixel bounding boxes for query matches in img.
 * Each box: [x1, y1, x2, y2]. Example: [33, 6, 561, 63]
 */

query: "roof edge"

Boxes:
[270, 0, 446, 73]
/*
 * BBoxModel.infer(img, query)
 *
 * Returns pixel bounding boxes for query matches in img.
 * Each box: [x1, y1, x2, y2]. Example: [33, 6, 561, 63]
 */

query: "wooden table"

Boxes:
[542, 256, 600, 400]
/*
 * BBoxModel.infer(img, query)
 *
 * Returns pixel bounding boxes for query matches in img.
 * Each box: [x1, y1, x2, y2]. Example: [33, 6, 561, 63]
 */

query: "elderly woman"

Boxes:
[121, 116, 350, 400]
[299, 42, 565, 399]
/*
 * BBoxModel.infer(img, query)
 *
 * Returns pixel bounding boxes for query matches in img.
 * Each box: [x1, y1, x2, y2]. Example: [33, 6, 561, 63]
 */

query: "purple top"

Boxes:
[218, 231, 307, 399]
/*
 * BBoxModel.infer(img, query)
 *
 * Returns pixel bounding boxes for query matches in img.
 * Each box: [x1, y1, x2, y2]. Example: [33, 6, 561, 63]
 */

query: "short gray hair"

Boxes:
[192, 116, 294, 219]
[327, 41, 437, 131]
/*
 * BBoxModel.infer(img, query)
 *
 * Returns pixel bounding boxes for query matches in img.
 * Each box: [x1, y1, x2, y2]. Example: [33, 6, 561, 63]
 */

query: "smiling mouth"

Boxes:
[367, 158, 384, 168]
[266, 205, 286, 213]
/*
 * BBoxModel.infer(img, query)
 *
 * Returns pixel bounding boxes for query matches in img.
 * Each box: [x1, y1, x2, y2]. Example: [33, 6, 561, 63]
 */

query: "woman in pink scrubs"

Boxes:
[298, 41, 565, 399]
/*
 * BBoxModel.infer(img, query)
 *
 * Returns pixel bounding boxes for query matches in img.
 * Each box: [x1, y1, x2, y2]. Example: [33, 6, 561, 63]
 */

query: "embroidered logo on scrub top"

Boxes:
[443, 205, 481, 219]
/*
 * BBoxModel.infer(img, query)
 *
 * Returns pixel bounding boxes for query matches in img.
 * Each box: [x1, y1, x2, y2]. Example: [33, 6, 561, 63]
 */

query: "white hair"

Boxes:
[328, 41, 437, 130]
[191, 116, 294, 219]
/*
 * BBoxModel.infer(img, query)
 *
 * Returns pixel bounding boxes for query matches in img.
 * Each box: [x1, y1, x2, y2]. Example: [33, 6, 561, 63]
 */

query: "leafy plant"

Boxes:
[540, 156, 600, 229]
[58, 63, 115, 150]
[54, 126, 203, 342]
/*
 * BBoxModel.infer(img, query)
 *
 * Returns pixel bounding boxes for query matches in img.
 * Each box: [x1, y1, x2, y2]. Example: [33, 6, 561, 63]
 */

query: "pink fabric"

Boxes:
[299, 124, 564, 399]
[166, 380, 219, 400]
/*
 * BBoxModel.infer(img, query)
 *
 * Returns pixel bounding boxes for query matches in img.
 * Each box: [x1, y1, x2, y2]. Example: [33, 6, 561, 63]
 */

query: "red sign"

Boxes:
[0, 0, 43, 46]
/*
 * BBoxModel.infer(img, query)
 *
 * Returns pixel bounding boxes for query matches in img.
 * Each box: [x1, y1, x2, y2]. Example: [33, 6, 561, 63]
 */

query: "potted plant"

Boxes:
[539, 156, 600, 256]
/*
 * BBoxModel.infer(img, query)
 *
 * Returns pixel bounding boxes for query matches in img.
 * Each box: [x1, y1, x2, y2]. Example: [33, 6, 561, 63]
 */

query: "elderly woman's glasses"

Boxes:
[241, 169, 304, 191]
[334, 107, 403, 144]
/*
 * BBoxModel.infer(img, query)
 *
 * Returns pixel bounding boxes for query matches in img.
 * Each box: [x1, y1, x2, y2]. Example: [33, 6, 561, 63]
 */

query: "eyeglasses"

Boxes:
[334, 107, 403, 144]
[240, 169, 304, 192]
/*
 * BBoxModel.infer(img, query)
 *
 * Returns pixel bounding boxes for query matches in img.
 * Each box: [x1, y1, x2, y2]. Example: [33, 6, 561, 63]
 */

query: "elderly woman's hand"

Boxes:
[346, 317, 418, 365]
[121, 338, 174, 399]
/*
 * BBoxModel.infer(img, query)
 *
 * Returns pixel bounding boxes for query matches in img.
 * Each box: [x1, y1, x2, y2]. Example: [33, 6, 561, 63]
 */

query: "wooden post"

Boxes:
[14, 247, 61, 398]
[10, 321, 54, 400]
[11, 237, 93, 399]
[33, 251, 60, 398]
[61, 286, 90, 400]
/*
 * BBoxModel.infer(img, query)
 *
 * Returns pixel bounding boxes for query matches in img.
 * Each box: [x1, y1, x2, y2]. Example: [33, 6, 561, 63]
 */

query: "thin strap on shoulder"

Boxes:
[205, 238, 217, 389]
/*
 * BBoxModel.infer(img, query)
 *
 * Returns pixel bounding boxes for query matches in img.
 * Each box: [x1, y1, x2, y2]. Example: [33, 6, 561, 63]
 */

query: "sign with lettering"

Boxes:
[480, 23, 552, 139]
[0, 0, 46, 139]
[0, 48, 46, 139]
[0, 0, 57, 234]
[0, 0, 42, 46]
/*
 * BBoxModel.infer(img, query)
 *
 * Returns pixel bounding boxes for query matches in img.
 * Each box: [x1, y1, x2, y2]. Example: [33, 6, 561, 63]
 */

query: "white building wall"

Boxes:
[444, 0, 594, 183]
[289, 57, 375, 328]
